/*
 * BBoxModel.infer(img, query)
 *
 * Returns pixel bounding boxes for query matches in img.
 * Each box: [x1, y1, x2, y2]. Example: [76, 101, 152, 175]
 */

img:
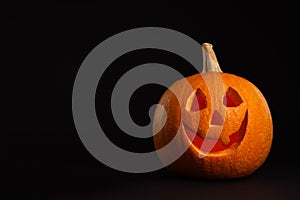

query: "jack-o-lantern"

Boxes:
[153, 43, 273, 179]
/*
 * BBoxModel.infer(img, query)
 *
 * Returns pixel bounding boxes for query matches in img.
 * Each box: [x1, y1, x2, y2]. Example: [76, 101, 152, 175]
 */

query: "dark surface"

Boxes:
[3, 3, 300, 199]
[10, 163, 300, 199]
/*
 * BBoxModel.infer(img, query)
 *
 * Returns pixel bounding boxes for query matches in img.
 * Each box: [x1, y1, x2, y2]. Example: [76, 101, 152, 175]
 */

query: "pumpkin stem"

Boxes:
[202, 43, 222, 73]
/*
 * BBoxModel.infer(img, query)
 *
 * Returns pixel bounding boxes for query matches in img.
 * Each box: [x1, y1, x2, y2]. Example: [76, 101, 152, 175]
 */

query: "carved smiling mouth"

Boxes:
[184, 111, 248, 153]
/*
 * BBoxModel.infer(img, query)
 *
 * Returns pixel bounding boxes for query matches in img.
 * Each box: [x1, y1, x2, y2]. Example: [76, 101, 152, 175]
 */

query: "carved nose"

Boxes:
[210, 111, 224, 125]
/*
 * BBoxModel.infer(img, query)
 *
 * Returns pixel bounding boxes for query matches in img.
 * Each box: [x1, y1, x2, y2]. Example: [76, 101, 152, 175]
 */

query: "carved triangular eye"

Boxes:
[223, 87, 243, 107]
[189, 88, 207, 111]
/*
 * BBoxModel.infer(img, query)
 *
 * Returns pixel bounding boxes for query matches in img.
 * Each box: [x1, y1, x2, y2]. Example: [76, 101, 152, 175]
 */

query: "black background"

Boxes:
[3, 2, 300, 199]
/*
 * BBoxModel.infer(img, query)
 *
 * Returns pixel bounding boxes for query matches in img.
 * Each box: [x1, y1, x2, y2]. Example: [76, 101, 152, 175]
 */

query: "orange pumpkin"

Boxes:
[153, 43, 273, 179]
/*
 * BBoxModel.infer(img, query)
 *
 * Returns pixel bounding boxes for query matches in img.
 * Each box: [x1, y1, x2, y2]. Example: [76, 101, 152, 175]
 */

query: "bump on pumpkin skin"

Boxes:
[153, 72, 273, 179]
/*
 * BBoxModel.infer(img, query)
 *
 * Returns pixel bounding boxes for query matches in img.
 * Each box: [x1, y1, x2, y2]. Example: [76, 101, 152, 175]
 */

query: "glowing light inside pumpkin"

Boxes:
[190, 88, 207, 111]
[223, 87, 243, 107]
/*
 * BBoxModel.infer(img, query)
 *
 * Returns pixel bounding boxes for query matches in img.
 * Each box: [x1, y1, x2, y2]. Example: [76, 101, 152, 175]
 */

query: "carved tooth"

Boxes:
[220, 134, 230, 146]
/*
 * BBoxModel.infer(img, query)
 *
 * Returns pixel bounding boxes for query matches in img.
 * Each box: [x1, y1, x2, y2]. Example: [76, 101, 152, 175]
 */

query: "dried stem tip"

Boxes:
[202, 43, 222, 73]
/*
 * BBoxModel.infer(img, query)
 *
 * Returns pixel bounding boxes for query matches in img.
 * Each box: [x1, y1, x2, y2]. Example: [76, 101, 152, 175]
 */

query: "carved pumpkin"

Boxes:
[153, 43, 273, 179]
